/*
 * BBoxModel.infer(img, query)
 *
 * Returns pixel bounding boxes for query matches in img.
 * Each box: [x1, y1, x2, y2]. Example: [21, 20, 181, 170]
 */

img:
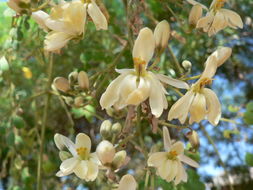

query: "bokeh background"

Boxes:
[0, 0, 253, 189]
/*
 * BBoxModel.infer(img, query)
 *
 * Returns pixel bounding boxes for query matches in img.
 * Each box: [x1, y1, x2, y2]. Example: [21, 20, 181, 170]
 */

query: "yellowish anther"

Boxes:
[76, 147, 88, 160]
[193, 77, 213, 92]
[213, 0, 226, 11]
[133, 57, 147, 77]
[167, 150, 178, 160]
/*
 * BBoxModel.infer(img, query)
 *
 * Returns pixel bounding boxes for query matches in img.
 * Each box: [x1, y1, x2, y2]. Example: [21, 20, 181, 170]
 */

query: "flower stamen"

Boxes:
[167, 150, 178, 160]
[76, 147, 88, 160]
[133, 57, 147, 77]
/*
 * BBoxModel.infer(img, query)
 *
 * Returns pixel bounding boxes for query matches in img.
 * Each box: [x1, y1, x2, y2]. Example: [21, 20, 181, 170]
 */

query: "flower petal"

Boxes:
[75, 133, 91, 153]
[158, 160, 171, 179]
[189, 4, 203, 26]
[147, 152, 167, 167]
[166, 160, 178, 182]
[100, 73, 127, 109]
[186, 0, 208, 10]
[32, 11, 50, 32]
[200, 53, 218, 79]
[220, 9, 243, 29]
[44, 31, 73, 52]
[149, 77, 165, 117]
[154, 20, 170, 49]
[178, 154, 199, 168]
[87, 0, 108, 30]
[174, 162, 186, 185]
[54, 133, 76, 156]
[209, 47, 232, 67]
[115, 68, 134, 74]
[118, 174, 137, 190]
[189, 92, 207, 124]
[163, 127, 172, 151]
[208, 11, 227, 36]
[60, 157, 79, 174]
[132, 27, 155, 64]
[168, 90, 195, 124]
[202, 88, 221, 126]
[196, 13, 214, 31]
[156, 74, 189, 89]
[73, 160, 88, 179]
[85, 160, 99, 181]
[170, 141, 184, 155]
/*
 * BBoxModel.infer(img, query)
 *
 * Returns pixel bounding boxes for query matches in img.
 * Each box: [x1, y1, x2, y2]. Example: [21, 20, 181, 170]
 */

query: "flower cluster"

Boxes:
[187, 0, 243, 36]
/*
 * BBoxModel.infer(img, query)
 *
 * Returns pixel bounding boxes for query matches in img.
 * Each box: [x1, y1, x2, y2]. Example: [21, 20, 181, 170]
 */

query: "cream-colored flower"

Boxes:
[168, 47, 232, 125]
[96, 140, 128, 171]
[154, 20, 170, 51]
[187, 0, 243, 36]
[32, 0, 107, 52]
[100, 27, 189, 118]
[147, 127, 199, 185]
[117, 174, 137, 190]
[7, 0, 30, 13]
[54, 133, 100, 181]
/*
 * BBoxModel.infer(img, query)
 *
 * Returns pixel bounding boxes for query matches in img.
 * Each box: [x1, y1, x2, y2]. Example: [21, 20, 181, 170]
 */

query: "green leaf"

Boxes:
[245, 152, 253, 166]
[244, 102, 253, 125]
[71, 105, 95, 121]
[7, 132, 15, 146]
[0, 56, 9, 71]
[12, 115, 25, 129]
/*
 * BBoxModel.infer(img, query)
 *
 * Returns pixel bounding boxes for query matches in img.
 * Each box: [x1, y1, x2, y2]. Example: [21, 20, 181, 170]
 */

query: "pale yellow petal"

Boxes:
[189, 4, 203, 26]
[54, 133, 77, 156]
[32, 11, 50, 32]
[202, 88, 221, 126]
[170, 141, 184, 155]
[178, 154, 199, 168]
[154, 20, 170, 49]
[132, 27, 155, 64]
[163, 127, 172, 151]
[156, 74, 189, 89]
[60, 157, 79, 174]
[75, 133, 91, 153]
[186, 0, 208, 10]
[158, 160, 171, 179]
[147, 152, 167, 167]
[87, 0, 108, 30]
[118, 174, 137, 190]
[166, 160, 178, 182]
[208, 11, 227, 36]
[189, 93, 207, 124]
[220, 9, 243, 29]
[73, 160, 88, 179]
[96, 140, 115, 164]
[85, 160, 99, 181]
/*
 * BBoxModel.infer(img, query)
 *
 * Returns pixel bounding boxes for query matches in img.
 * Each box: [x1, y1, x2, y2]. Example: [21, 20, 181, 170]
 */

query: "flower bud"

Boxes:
[53, 77, 70, 93]
[96, 140, 115, 165]
[100, 120, 112, 139]
[154, 20, 170, 51]
[111, 122, 122, 135]
[74, 96, 83, 107]
[182, 60, 192, 70]
[68, 71, 78, 85]
[111, 150, 127, 170]
[7, 0, 30, 14]
[59, 151, 72, 161]
[78, 71, 89, 89]
[189, 4, 203, 26]
[186, 130, 200, 149]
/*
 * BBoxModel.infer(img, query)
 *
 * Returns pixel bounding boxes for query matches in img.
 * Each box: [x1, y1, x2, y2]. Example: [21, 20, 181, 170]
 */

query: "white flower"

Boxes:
[7, 0, 30, 13]
[188, 4, 203, 26]
[100, 27, 189, 118]
[147, 127, 199, 185]
[168, 47, 232, 125]
[96, 140, 128, 171]
[32, 0, 107, 52]
[187, 0, 243, 36]
[154, 20, 170, 51]
[54, 133, 100, 181]
[117, 174, 137, 190]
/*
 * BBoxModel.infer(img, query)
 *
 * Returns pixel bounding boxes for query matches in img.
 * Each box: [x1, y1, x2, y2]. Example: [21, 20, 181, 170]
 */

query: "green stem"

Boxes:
[36, 54, 54, 190]
[181, 75, 201, 81]
[159, 120, 190, 130]
[144, 170, 150, 188]
[201, 124, 234, 190]
[168, 46, 184, 76]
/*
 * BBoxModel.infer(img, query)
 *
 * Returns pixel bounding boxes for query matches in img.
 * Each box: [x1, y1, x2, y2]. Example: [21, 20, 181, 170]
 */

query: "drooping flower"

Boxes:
[117, 174, 137, 190]
[187, 0, 243, 36]
[54, 133, 100, 181]
[32, 0, 107, 52]
[154, 20, 171, 52]
[168, 47, 232, 125]
[147, 127, 199, 185]
[100, 27, 189, 118]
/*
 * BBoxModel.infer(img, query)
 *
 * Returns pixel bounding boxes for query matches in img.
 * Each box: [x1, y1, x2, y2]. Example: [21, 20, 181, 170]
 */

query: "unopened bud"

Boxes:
[74, 96, 83, 107]
[78, 71, 89, 89]
[53, 77, 70, 93]
[189, 4, 203, 26]
[111, 150, 127, 170]
[68, 71, 78, 85]
[186, 130, 200, 149]
[100, 120, 112, 138]
[59, 151, 71, 161]
[96, 140, 115, 165]
[63, 96, 74, 106]
[154, 20, 170, 51]
[182, 60, 192, 70]
[111, 122, 122, 135]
